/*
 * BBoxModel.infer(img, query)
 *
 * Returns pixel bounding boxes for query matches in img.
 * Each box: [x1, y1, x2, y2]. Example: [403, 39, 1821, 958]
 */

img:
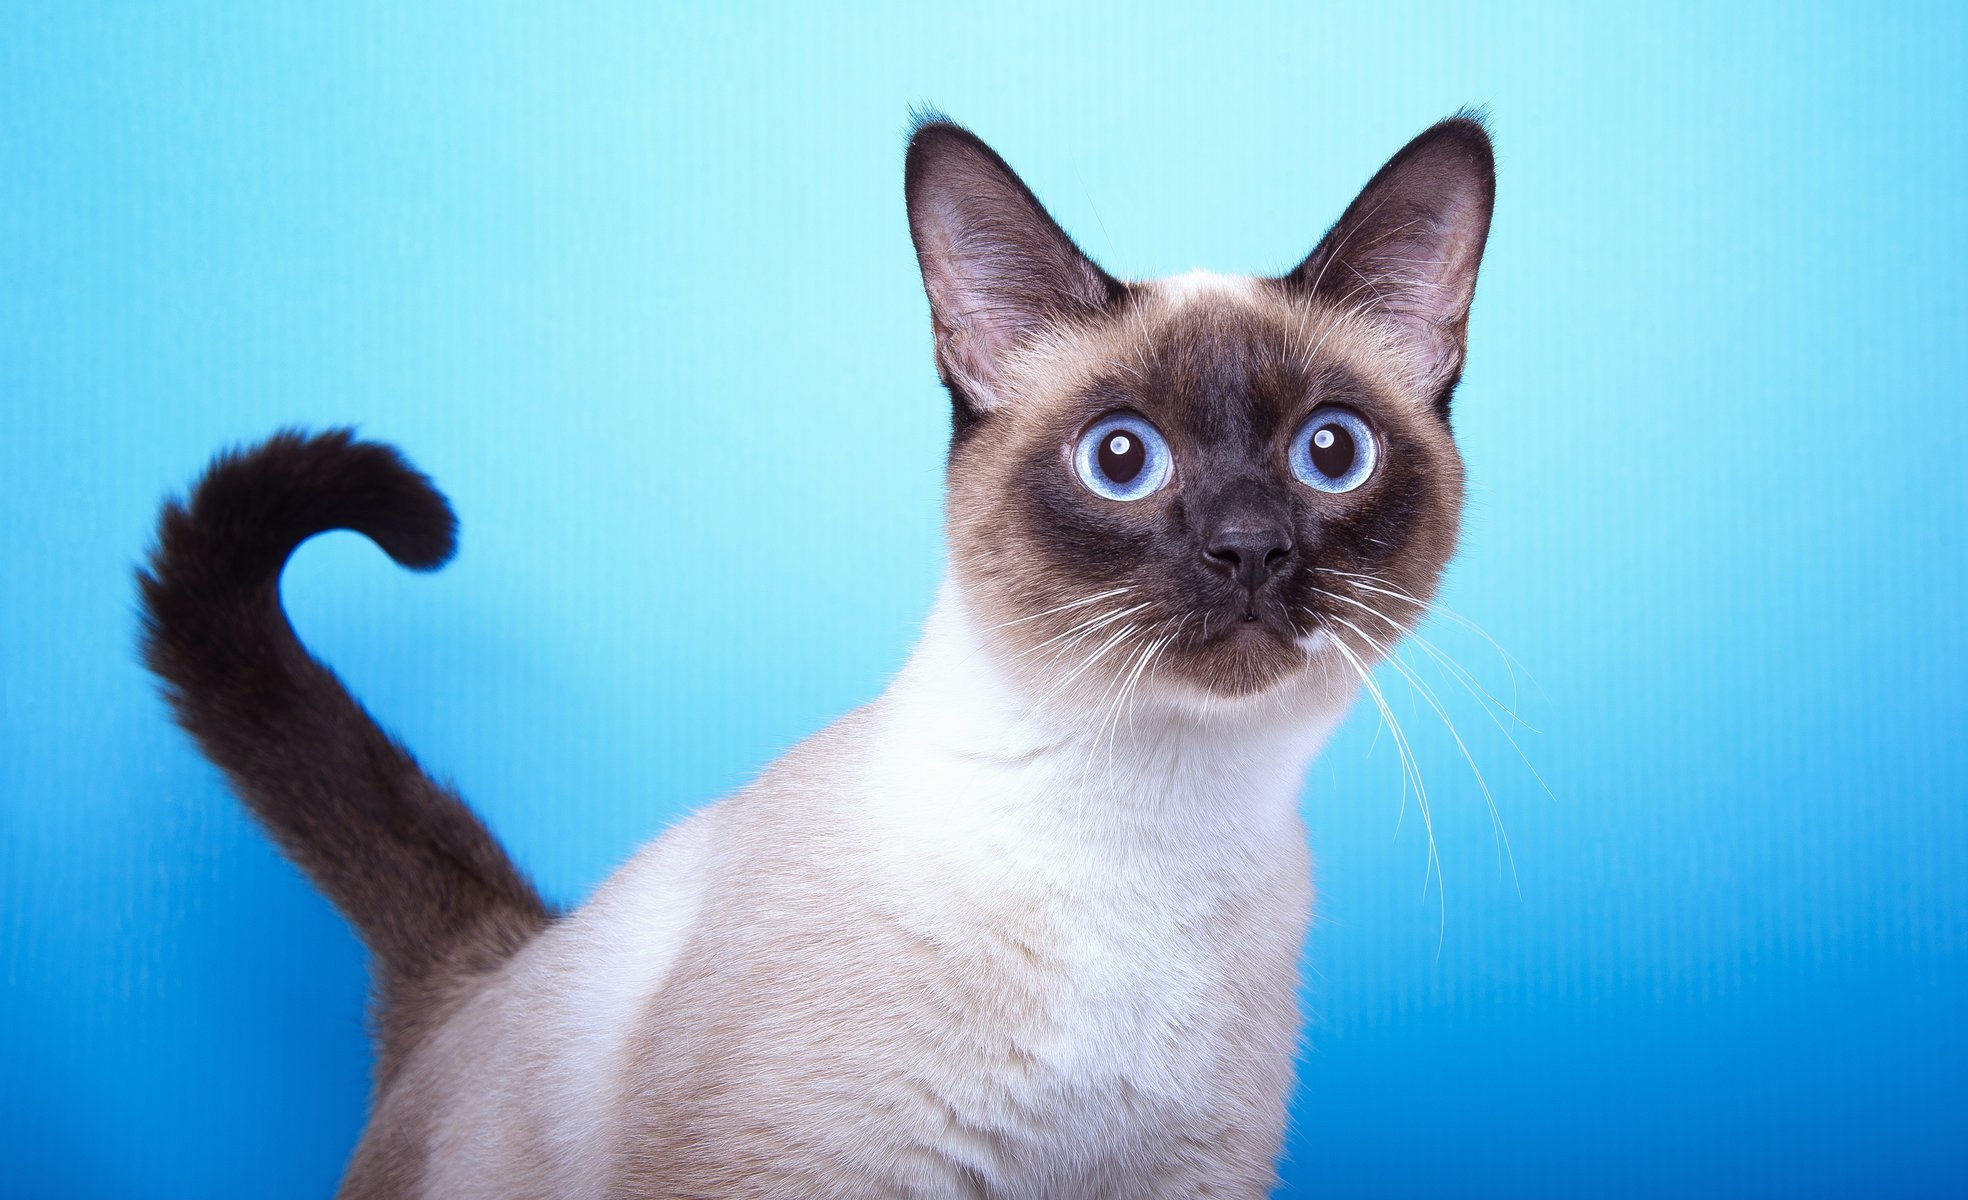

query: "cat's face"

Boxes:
[907, 117, 1494, 709]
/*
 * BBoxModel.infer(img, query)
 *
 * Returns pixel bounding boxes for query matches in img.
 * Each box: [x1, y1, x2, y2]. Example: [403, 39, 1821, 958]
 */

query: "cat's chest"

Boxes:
[881, 783, 1299, 1030]
[855, 720, 1315, 1103]
[883, 855, 1308, 1195]
[962, 869, 1257, 1081]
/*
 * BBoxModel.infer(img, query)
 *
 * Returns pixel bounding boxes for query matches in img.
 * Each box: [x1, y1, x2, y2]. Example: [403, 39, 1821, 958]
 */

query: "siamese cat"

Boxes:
[140, 113, 1494, 1198]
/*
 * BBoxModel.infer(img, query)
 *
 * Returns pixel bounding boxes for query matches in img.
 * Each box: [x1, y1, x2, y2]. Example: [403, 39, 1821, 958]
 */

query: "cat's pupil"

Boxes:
[1310, 423, 1355, 478]
[1099, 431, 1145, 484]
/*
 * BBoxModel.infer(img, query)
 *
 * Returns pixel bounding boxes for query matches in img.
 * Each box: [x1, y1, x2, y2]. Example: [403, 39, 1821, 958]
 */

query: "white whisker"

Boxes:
[1316, 567, 1531, 709]
[1328, 613, 1518, 893]
[1329, 631, 1446, 950]
[1004, 601, 1154, 668]
[1028, 619, 1142, 713]
[975, 586, 1133, 635]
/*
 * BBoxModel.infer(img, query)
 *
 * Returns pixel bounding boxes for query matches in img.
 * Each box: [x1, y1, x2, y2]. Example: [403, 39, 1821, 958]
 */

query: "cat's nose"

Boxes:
[1204, 522, 1293, 594]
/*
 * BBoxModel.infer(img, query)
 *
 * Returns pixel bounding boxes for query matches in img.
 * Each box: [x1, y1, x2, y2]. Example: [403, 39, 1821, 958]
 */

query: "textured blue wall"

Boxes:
[4, 3, 1964, 1195]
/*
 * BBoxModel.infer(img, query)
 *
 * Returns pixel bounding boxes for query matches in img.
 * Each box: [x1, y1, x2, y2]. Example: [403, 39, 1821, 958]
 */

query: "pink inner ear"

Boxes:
[914, 200, 1035, 396]
[1287, 117, 1496, 401]
[905, 122, 1118, 410]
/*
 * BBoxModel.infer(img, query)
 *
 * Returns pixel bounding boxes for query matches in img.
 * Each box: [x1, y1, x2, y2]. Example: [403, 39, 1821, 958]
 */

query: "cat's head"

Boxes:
[906, 115, 1493, 711]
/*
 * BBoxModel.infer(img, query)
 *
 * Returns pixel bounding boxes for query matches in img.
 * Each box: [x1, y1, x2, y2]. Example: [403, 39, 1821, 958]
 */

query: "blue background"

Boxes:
[4, 3, 1964, 1195]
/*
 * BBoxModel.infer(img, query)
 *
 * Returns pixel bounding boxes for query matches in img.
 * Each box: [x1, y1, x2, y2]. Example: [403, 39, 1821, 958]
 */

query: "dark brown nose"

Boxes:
[1204, 522, 1293, 594]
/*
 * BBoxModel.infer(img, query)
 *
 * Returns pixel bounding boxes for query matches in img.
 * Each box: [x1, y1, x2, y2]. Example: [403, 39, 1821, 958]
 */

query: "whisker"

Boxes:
[1093, 619, 1173, 782]
[1328, 613, 1519, 893]
[1316, 569, 1550, 773]
[1004, 601, 1154, 668]
[1315, 567, 1531, 708]
[1403, 635, 1557, 805]
[1127, 618, 1183, 741]
[1405, 629, 1540, 735]
[1028, 619, 1142, 712]
[974, 586, 1132, 635]
[1328, 632, 1447, 949]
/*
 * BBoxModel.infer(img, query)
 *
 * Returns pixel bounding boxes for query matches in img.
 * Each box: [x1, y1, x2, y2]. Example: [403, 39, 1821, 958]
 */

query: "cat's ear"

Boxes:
[1285, 115, 1495, 413]
[906, 118, 1123, 422]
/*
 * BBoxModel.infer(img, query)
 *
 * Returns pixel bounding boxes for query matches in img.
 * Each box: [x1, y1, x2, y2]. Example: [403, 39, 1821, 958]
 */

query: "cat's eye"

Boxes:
[1288, 408, 1377, 493]
[1073, 414, 1173, 502]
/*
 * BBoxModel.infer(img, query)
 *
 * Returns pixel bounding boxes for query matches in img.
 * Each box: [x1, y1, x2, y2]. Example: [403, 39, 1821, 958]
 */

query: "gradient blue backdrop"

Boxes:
[5, 3, 1964, 1195]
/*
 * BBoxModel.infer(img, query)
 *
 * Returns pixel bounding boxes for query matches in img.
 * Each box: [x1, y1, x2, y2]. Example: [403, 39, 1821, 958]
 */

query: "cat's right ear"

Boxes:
[1283, 115, 1495, 415]
[906, 117, 1123, 423]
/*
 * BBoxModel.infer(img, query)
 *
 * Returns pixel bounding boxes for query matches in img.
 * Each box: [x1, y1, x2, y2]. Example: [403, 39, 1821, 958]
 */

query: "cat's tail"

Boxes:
[138, 429, 551, 1067]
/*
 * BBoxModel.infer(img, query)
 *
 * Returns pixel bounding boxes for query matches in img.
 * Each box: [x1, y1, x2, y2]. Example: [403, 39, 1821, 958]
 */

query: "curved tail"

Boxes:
[139, 430, 550, 1065]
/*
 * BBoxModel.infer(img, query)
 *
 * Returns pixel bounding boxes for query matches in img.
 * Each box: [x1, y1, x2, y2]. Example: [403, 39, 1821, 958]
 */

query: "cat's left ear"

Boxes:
[1285, 115, 1495, 413]
[906, 118, 1124, 423]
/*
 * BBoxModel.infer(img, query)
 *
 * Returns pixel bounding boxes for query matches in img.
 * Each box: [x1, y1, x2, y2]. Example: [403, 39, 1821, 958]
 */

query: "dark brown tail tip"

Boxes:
[148, 428, 458, 593]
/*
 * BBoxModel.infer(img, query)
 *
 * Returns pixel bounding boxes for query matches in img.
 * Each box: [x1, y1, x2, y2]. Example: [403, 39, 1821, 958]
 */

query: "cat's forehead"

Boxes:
[998, 271, 1425, 435]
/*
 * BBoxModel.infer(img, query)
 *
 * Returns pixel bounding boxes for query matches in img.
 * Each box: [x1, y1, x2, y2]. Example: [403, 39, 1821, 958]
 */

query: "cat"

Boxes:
[140, 112, 1494, 1198]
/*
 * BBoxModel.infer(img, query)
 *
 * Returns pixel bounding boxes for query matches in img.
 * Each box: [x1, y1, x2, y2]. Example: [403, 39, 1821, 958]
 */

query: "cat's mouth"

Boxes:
[1198, 597, 1302, 645]
[1146, 600, 1314, 698]
[1220, 613, 1294, 643]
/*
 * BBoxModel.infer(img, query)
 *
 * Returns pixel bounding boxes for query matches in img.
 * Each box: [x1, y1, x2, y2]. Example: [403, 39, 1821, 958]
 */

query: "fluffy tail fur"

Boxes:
[139, 430, 550, 1068]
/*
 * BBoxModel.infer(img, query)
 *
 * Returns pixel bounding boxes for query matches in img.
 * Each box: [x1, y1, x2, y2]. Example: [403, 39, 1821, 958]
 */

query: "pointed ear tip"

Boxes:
[905, 112, 980, 161]
[904, 115, 986, 195]
[1419, 112, 1496, 174]
[1374, 114, 1494, 216]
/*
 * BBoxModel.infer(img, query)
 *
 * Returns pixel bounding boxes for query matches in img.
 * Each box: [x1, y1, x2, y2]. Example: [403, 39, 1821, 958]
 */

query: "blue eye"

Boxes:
[1073, 415, 1173, 502]
[1289, 408, 1377, 493]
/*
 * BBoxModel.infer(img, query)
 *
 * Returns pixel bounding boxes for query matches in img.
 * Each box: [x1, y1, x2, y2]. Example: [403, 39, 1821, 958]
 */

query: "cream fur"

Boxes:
[358, 580, 1357, 1199]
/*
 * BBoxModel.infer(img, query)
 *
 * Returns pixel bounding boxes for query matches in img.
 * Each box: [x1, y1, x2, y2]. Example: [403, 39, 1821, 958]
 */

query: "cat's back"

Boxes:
[345, 708, 883, 1199]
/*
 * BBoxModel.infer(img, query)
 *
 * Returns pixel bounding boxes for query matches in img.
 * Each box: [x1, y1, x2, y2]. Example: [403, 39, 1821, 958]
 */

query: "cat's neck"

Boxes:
[855, 582, 1352, 888]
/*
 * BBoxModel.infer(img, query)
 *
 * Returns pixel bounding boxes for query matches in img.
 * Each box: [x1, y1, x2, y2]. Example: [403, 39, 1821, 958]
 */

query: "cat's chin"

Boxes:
[1159, 619, 1316, 702]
